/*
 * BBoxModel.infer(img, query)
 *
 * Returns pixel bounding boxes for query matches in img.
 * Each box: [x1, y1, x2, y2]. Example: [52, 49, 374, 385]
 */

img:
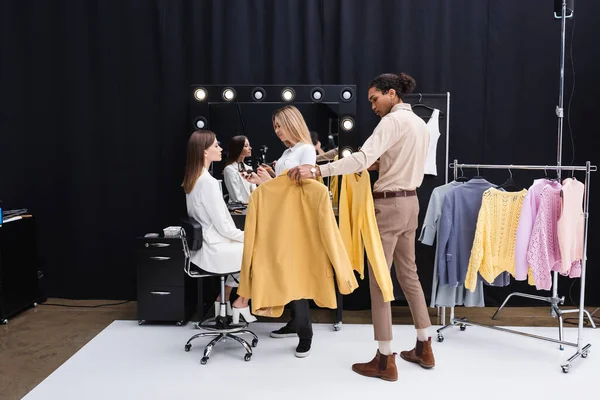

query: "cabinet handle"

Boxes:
[149, 256, 171, 261]
[150, 291, 171, 296]
[145, 242, 170, 248]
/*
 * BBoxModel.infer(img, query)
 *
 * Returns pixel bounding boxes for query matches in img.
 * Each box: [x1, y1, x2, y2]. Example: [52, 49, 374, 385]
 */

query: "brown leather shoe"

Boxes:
[400, 337, 435, 369]
[351, 350, 398, 381]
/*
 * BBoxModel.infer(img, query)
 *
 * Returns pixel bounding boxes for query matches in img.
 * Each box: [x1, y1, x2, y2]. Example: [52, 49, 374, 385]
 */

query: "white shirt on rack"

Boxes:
[275, 142, 316, 176]
[424, 109, 441, 176]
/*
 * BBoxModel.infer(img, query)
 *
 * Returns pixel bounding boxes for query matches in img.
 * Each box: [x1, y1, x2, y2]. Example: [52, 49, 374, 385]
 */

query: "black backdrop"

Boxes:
[1, 1, 599, 307]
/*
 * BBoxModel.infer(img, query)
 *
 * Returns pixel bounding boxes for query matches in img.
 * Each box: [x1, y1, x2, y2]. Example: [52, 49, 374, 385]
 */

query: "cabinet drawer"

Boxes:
[137, 254, 185, 287]
[137, 286, 185, 322]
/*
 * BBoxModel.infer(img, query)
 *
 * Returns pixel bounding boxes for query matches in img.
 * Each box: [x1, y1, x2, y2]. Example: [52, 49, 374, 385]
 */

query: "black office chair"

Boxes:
[180, 217, 258, 364]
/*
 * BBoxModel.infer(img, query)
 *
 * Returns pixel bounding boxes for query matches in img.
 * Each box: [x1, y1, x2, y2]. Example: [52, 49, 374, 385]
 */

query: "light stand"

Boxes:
[492, 0, 597, 345]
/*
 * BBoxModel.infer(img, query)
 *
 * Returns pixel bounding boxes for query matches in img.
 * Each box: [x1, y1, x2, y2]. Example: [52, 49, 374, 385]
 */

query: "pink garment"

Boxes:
[527, 184, 563, 290]
[514, 179, 561, 281]
[557, 178, 585, 278]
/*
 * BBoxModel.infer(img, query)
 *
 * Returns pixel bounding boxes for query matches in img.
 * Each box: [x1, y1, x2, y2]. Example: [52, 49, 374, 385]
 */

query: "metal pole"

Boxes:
[553, 0, 568, 304]
[577, 161, 591, 352]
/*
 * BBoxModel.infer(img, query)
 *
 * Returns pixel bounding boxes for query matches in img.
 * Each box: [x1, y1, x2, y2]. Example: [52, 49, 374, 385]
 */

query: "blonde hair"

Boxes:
[272, 105, 312, 147]
[181, 130, 216, 194]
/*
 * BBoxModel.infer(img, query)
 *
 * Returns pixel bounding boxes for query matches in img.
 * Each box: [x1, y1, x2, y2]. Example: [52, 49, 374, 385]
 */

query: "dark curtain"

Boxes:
[1, 0, 599, 307]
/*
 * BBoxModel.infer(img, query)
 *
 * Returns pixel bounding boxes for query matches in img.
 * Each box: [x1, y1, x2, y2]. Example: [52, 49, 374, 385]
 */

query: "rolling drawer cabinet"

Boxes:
[136, 235, 196, 325]
[0, 217, 40, 324]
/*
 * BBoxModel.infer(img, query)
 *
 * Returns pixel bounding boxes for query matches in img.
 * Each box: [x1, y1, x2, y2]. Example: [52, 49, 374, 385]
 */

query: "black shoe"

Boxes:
[270, 325, 297, 338]
[295, 339, 312, 358]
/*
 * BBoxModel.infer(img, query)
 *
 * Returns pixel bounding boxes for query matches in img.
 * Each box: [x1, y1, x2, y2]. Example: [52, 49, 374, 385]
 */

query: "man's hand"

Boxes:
[287, 164, 319, 185]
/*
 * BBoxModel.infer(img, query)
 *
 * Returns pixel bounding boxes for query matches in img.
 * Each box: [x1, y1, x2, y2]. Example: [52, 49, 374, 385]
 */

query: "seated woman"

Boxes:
[222, 135, 256, 204]
[181, 129, 256, 324]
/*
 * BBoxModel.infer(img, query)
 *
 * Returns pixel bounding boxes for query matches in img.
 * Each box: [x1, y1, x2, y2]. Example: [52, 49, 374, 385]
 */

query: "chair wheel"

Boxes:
[437, 334, 444, 342]
[252, 339, 258, 347]
[176, 321, 183, 326]
[562, 365, 570, 373]
[138, 320, 145, 326]
[0, 319, 7, 325]
[582, 351, 589, 358]
[244, 353, 252, 362]
[460, 325, 466, 331]
[201, 357, 208, 365]
[185, 344, 192, 352]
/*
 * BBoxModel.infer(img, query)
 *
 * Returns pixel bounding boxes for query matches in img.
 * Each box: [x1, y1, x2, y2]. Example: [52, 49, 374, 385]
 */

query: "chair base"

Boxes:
[184, 316, 259, 364]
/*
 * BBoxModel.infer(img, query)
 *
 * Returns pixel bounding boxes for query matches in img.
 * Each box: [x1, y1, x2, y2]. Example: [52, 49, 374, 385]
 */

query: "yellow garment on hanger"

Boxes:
[465, 188, 527, 291]
[238, 173, 359, 317]
[338, 172, 394, 302]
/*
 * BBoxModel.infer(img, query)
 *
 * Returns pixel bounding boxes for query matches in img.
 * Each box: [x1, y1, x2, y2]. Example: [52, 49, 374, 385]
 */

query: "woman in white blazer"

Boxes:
[182, 130, 256, 324]
[222, 135, 256, 204]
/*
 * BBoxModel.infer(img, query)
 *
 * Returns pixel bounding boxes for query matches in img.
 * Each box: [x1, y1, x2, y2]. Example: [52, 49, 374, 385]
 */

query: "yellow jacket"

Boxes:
[339, 172, 394, 302]
[238, 174, 359, 317]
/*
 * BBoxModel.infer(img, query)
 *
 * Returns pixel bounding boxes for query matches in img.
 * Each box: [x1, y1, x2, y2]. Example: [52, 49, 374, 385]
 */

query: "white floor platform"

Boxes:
[23, 321, 600, 400]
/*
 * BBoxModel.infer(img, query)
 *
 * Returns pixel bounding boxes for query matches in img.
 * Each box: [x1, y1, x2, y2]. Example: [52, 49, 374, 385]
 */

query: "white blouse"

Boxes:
[275, 142, 316, 176]
[223, 162, 255, 203]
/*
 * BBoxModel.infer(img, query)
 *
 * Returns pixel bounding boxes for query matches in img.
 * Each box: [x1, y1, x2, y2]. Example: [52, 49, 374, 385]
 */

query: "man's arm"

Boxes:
[319, 117, 399, 178]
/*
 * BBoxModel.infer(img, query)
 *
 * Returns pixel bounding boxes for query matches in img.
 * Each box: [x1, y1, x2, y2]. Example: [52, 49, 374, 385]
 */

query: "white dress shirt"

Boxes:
[319, 103, 429, 192]
[275, 142, 316, 176]
[223, 162, 256, 203]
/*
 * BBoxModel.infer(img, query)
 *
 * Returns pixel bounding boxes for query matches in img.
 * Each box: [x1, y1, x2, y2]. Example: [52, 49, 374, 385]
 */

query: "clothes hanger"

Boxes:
[471, 164, 484, 180]
[498, 165, 523, 191]
[411, 93, 445, 118]
[455, 165, 468, 182]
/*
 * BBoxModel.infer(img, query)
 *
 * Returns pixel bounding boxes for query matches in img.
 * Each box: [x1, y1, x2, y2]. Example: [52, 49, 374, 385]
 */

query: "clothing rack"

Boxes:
[436, 159, 595, 373]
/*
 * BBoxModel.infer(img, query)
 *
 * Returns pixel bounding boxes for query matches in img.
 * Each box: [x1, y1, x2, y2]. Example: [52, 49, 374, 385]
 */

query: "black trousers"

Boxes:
[287, 299, 313, 340]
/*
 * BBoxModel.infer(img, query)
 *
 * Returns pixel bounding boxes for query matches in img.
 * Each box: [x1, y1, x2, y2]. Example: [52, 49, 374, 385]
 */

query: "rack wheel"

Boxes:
[333, 322, 342, 331]
[252, 339, 258, 347]
[437, 334, 444, 343]
[201, 357, 208, 365]
[460, 325, 467, 331]
[582, 351, 589, 359]
[176, 321, 183, 326]
[244, 353, 252, 362]
[138, 320, 145, 325]
[185, 344, 192, 352]
[1, 319, 7, 325]
[561, 364, 570, 373]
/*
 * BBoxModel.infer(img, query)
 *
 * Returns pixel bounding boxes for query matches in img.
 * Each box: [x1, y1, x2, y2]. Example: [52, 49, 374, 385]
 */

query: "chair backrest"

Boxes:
[180, 216, 203, 251]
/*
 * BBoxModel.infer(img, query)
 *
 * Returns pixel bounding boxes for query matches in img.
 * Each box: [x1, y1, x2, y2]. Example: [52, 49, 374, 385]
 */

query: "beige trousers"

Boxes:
[369, 195, 431, 341]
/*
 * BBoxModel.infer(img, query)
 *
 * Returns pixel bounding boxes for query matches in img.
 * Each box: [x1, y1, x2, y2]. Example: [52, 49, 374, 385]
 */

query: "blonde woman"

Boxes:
[244, 105, 316, 184]
[242, 105, 317, 357]
[182, 130, 256, 324]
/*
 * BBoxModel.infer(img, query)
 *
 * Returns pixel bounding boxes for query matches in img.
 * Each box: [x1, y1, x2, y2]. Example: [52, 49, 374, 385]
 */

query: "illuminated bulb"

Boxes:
[282, 88, 294, 101]
[194, 88, 207, 101]
[312, 91, 322, 100]
[254, 91, 263, 100]
[341, 148, 353, 158]
[342, 118, 354, 131]
[223, 88, 235, 101]
[342, 90, 352, 100]
[196, 119, 206, 129]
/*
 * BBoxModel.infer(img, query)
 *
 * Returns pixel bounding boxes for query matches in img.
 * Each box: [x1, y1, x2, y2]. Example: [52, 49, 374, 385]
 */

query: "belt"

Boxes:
[372, 190, 417, 199]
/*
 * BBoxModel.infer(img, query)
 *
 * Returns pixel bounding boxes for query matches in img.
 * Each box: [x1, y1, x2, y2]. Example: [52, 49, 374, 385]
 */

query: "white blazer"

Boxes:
[186, 169, 244, 274]
[223, 162, 256, 204]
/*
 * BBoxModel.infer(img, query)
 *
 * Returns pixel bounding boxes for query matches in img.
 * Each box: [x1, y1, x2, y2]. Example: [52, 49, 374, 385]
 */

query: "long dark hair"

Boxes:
[181, 130, 216, 194]
[369, 72, 416, 99]
[225, 135, 248, 166]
